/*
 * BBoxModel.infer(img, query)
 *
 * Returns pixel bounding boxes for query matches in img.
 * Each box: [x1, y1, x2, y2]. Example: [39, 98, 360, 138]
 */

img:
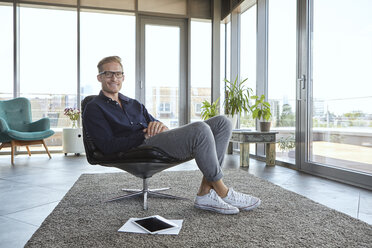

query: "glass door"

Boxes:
[298, 0, 372, 189]
[138, 16, 187, 128]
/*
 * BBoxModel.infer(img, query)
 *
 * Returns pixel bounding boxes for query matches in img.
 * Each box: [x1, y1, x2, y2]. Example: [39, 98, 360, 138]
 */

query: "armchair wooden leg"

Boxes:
[11, 140, 15, 165]
[42, 140, 52, 159]
[26, 146, 31, 156]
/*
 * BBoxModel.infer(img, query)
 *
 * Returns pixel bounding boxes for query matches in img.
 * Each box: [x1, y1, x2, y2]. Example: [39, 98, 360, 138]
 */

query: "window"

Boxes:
[240, 5, 256, 94]
[20, 6, 77, 151]
[310, 0, 372, 174]
[190, 20, 211, 122]
[144, 23, 181, 127]
[0, 3, 13, 100]
[80, 11, 135, 99]
[240, 5, 256, 130]
[268, 0, 297, 163]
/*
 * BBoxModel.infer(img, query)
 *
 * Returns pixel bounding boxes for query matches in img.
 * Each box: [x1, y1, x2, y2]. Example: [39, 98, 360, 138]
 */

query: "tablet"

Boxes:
[132, 215, 178, 234]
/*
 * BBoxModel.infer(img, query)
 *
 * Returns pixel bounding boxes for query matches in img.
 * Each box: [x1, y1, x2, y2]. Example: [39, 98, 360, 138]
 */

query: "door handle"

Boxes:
[297, 75, 306, 89]
[297, 75, 306, 101]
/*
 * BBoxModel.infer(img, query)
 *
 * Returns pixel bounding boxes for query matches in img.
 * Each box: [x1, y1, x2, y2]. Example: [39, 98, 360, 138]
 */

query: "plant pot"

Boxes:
[259, 121, 271, 132]
[225, 114, 238, 129]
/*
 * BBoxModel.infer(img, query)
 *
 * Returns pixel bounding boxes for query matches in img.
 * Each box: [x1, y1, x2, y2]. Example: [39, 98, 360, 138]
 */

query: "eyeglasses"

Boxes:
[99, 71, 124, 78]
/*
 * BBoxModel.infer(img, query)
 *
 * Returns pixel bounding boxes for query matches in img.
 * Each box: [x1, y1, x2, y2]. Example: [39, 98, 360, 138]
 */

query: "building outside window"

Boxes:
[194, 103, 202, 115]
[159, 102, 171, 113]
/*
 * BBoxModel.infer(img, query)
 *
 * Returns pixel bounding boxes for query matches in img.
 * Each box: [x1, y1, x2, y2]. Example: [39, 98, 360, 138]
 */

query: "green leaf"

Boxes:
[223, 76, 253, 117]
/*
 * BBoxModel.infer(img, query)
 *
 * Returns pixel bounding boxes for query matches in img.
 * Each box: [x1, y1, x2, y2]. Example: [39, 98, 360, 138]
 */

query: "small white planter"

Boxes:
[62, 128, 85, 156]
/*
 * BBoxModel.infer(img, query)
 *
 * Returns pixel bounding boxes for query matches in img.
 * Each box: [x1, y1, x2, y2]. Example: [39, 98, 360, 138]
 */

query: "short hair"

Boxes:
[97, 56, 123, 73]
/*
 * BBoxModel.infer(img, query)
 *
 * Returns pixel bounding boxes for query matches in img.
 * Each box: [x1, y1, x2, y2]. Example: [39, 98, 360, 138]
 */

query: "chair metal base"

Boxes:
[106, 178, 188, 210]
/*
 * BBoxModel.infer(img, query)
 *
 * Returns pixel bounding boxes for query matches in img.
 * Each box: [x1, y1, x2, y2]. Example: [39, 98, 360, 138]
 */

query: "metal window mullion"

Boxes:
[77, 0, 81, 124]
[306, 0, 313, 164]
[224, 23, 227, 100]
[230, 11, 240, 83]
[256, 0, 268, 156]
[13, 0, 20, 98]
[181, 18, 189, 125]
[296, 0, 310, 170]
[229, 10, 240, 152]
[211, 0, 221, 105]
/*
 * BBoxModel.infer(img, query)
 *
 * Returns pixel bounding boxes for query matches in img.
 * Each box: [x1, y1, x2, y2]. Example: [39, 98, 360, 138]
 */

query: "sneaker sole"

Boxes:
[239, 199, 261, 211]
[194, 203, 239, 215]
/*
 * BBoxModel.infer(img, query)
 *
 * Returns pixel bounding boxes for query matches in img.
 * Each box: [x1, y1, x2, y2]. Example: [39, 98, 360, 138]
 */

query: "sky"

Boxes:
[266, 0, 372, 115]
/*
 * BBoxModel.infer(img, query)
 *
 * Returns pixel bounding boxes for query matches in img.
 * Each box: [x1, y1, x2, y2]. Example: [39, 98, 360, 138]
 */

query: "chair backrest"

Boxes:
[81, 95, 97, 115]
[0, 97, 32, 132]
[81, 95, 99, 165]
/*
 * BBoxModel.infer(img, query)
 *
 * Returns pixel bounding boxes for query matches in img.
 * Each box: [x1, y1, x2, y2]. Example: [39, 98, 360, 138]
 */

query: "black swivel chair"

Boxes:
[81, 95, 191, 210]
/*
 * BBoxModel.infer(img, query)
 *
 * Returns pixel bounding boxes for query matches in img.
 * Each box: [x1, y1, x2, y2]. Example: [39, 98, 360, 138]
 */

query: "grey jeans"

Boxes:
[141, 115, 232, 182]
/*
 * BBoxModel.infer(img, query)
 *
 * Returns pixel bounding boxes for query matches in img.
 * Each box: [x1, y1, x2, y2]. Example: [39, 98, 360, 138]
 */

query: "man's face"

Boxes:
[97, 62, 124, 95]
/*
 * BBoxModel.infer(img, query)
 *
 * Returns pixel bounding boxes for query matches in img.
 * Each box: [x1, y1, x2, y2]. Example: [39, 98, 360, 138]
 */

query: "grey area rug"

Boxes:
[25, 170, 372, 247]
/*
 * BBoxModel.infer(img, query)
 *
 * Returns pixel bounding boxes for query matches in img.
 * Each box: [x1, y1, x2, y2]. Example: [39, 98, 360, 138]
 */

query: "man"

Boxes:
[83, 56, 261, 214]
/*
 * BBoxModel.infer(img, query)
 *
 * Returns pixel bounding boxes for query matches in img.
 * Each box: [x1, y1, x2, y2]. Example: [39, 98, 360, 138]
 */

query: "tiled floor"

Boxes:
[0, 153, 371, 248]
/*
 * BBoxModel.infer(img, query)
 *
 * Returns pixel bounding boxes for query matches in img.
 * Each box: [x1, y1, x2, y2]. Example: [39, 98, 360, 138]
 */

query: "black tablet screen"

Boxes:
[134, 217, 174, 232]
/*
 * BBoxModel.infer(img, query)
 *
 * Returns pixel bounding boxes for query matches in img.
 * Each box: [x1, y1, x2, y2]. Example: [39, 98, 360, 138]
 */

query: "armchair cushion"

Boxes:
[26, 118, 51, 132]
[7, 129, 55, 141]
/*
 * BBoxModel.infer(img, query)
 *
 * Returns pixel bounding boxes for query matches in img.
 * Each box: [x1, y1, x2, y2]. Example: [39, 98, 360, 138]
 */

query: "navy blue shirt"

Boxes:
[83, 91, 157, 154]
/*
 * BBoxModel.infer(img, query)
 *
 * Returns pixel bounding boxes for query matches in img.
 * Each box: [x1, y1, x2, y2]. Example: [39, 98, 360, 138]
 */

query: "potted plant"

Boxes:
[64, 108, 80, 128]
[201, 98, 219, 120]
[278, 135, 295, 158]
[224, 77, 253, 127]
[250, 94, 272, 132]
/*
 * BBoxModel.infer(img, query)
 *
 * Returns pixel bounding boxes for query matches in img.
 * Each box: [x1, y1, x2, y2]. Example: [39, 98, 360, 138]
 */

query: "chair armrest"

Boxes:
[26, 118, 50, 132]
[0, 117, 10, 132]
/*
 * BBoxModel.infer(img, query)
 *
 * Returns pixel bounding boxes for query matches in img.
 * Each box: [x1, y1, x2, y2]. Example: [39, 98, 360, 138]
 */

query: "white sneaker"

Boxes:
[222, 188, 261, 211]
[194, 189, 239, 215]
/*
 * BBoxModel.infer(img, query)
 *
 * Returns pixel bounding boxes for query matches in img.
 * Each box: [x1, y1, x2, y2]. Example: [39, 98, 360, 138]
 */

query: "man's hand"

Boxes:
[143, 121, 169, 138]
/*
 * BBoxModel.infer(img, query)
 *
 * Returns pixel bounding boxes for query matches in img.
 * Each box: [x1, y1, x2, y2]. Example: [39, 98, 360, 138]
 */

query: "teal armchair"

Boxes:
[0, 97, 55, 165]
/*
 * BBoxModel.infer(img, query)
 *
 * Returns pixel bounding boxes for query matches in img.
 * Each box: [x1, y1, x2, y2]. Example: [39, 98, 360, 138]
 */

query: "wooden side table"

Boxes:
[229, 130, 278, 167]
[62, 128, 85, 156]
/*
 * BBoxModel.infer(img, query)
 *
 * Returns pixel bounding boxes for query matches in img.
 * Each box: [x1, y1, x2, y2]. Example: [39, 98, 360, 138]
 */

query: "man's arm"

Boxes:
[144, 122, 169, 138]
[141, 103, 169, 137]
[83, 103, 145, 154]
